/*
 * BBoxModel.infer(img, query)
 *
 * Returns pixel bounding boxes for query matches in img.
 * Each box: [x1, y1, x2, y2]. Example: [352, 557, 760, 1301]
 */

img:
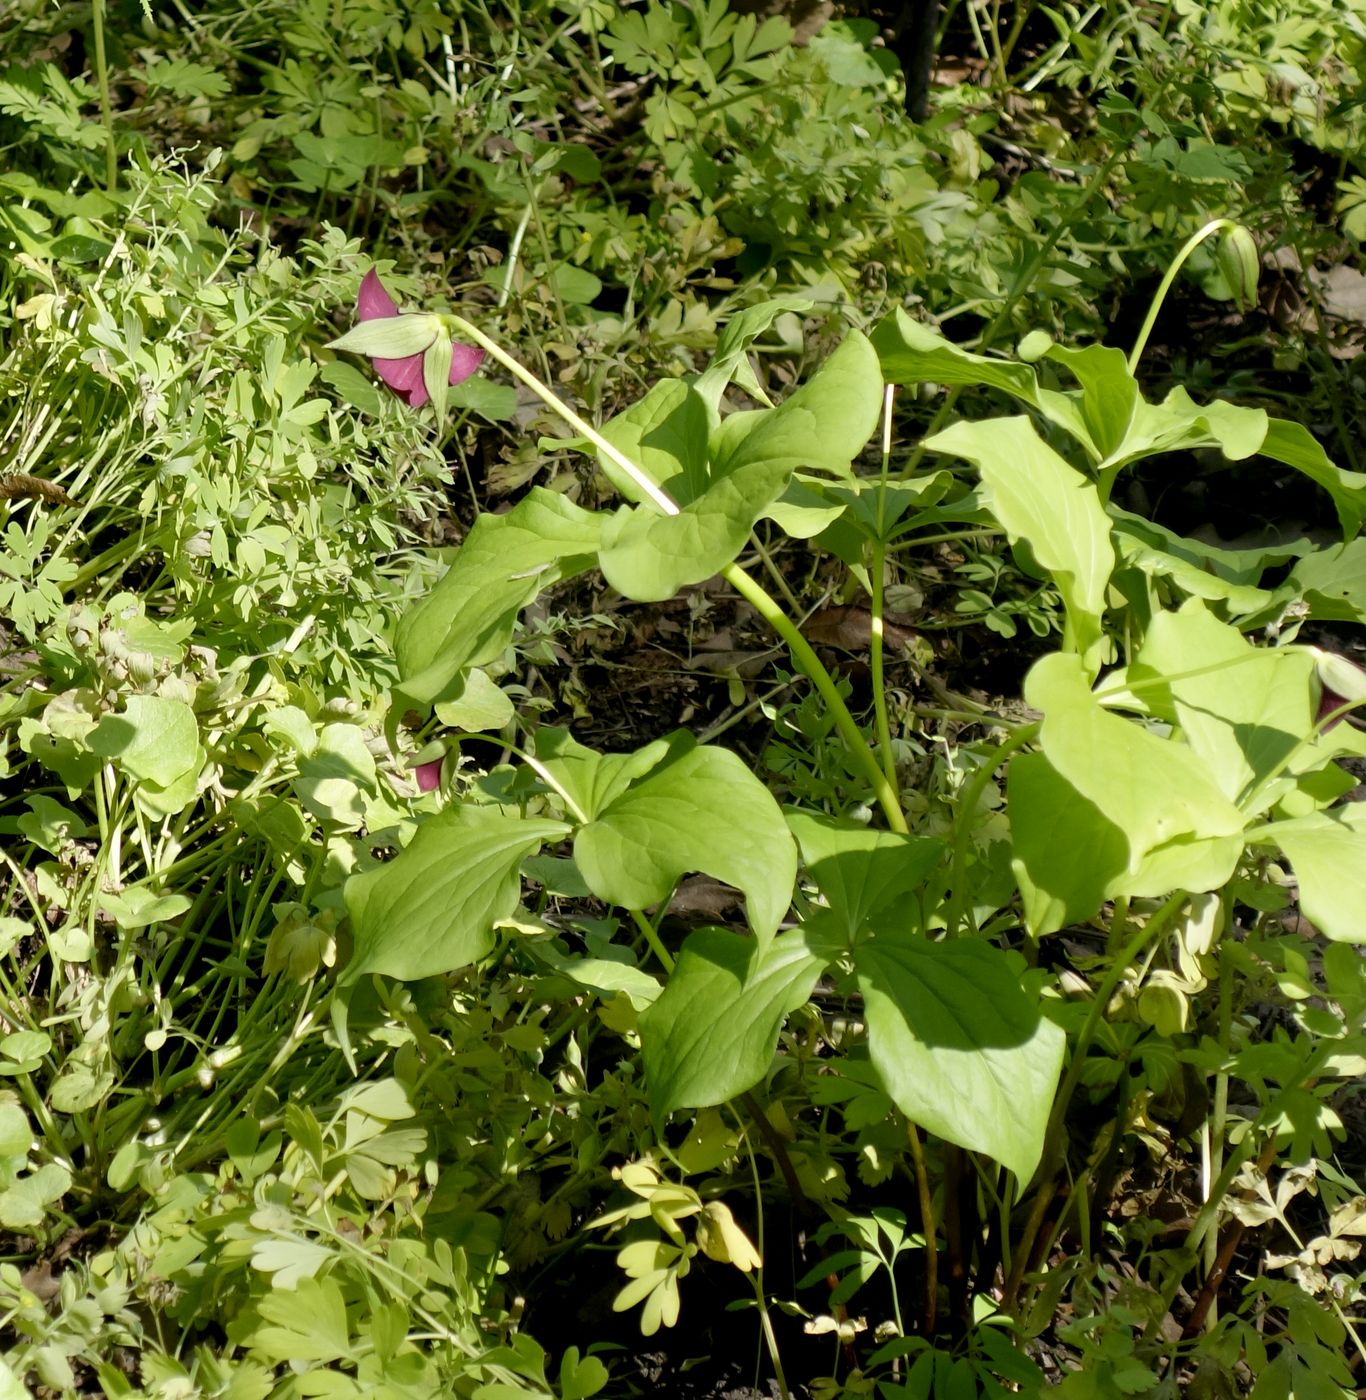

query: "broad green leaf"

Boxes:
[1026, 652, 1246, 895]
[641, 926, 833, 1119]
[0, 1103, 29, 1157]
[854, 935, 1064, 1183]
[575, 738, 797, 947]
[597, 459, 793, 600]
[295, 722, 377, 829]
[764, 477, 848, 539]
[533, 728, 672, 819]
[599, 333, 881, 600]
[535, 946, 662, 1009]
[709, 331, 882, 482]
[1257, 811, 1366, 943]
[88, 695, 201, 787]
[1121, 600, 1318, 808]
[1008, 752, 1129, 937]
[927, 417, 1114, 666]
[1261, 418, 1366, 537]
[787, 810, 944, 942]
[1103, 387, 1267, 477]
[1042, 342, 1138, 461]
[433, 667, 514, 733]
[97, 887, 193, 929]
[1109, 508, 1296, 616]
[597, 378, 709, 505]
[342, 806, 569, 983]
[1287, 536, 1366, 623]
[871, 309, 1094, 455]
[394, 489, 601, 708]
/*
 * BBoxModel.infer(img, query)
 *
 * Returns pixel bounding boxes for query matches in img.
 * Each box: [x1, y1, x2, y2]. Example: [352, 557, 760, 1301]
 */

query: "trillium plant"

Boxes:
[322, 233, 1366, 1384]
[328, 268, 485, 418]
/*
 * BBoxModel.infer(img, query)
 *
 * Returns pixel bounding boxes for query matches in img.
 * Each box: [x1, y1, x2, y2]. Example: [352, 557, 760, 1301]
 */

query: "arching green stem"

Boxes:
[1127, 218, 1236, 374]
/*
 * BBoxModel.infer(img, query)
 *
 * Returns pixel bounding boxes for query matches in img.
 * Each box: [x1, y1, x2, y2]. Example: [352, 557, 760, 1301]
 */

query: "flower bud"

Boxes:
[1217, 224, 1260, 310]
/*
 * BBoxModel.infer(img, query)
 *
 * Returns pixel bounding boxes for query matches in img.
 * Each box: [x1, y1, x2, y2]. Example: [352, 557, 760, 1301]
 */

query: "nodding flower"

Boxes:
[328, 268, 484, 412]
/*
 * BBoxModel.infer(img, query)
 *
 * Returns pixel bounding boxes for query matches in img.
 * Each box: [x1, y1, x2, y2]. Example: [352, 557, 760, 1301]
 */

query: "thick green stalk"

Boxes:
[723, 562, 908, 833]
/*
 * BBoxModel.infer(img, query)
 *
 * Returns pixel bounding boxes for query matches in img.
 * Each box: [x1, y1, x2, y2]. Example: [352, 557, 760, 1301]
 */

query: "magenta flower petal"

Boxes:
[358, 268, 401, 321]
[414, 758, 442, 792]
[349, 266, 484, 410]
[373, 352, 429, 403]
[449, 342, 486, 385]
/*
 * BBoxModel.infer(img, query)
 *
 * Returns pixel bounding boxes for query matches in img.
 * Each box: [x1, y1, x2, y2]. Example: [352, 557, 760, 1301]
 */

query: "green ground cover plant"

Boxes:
[4, 2, 1366, 1397]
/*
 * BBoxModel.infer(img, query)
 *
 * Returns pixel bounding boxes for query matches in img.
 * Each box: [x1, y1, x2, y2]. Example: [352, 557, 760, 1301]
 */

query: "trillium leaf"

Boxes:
[1024, 652, 1246, 895]
[394, 489, 602, 709]
[1124, 599, 1317, 807]
[597, 379, 710, 505]
[599, 333, 881, 600]
[927, 417, 1114, 668]
[574, 736, 797, 948]
[871, 309, 1095, 456]
[342, 806, 569, 984]
[787, 810, 944, 943]
[854, 934, 1064, 1185]
[641, 926, 834, 1120]
[1008, 751, 1129, 937]
[1256, 810, 1366, 943]
[533, 728, 672, 820]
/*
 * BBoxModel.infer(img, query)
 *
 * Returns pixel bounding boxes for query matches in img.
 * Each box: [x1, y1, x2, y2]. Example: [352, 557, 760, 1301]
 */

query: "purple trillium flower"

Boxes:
[414, 758, 443, 792]
[330, 269, 485, 411]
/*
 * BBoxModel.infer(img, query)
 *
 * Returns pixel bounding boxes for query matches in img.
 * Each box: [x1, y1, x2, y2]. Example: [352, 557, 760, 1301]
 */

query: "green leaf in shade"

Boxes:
[88, 695, 202, 788]
[787, 810, 944, 942]
[641, 926, 834, 1119]
[1008, 751, 1129, 937]
[252, 1276, 354, 1363]
[434, 667, 515, 733]
[854, 934, 1064, 1184]
[1102, 387, 1267, 478]
[552, 262, 602, 305]
[394, 489, 601, 709]
[871, 309, 1094, 455]
[295, 721, 377, 829]
[1287, 536, 1366, 623]
[1122, 600, 1317, 809]
[1256, 810, 1366, 943]
[320, 360, 384, 416]
[1041, 342, 1139, 461]
[1109, 508, 1298, 617]
[1261, 418, 1366, 537]
[598, 334, 881, 601]
[342, 806, 569, 984]
[926, 417, 1114, 667]
[597, 379, 710, 505]
[447, 376, 519, 422]
[574, 736, 797, 948]
[1025, 652, 1246, 897]
[533, 728, 672, 819]
[694, 294, 816, 412]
